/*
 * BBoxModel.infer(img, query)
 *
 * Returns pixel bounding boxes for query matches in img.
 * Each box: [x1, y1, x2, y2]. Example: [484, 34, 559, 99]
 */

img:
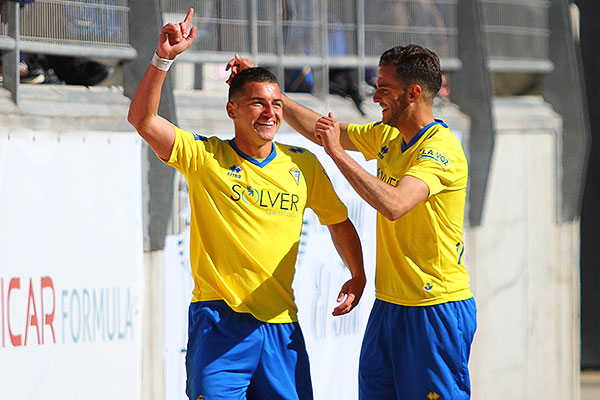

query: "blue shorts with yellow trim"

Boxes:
[359, 298, 477, 400]
[185, 300, 313, 400]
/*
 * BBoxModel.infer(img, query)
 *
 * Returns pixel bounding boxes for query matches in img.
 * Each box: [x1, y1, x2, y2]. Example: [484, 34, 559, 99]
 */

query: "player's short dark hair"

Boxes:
[379, 44, 442, 98]
[228, 67, 278, 101]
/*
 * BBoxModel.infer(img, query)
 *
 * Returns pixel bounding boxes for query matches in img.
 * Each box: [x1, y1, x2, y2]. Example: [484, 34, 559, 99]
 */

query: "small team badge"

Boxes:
[289, 168, 301, 184]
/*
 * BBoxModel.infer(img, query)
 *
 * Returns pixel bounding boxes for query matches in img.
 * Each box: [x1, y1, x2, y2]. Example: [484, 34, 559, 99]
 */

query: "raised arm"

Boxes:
[316, 113, 430, 220]
[127, 8, 197, 160]
[225, 54, 358, 151]
[281, 94, 357, 151]
[327, 218, 366, 316]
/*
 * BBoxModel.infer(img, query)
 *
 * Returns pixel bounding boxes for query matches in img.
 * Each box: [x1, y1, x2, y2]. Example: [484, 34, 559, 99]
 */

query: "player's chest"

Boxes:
[375, 141, 416, 186]
[194, 155, 309, 212]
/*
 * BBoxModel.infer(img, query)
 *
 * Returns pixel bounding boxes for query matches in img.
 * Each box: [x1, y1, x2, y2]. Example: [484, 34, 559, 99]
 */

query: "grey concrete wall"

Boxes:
[468, 96, 580, 399]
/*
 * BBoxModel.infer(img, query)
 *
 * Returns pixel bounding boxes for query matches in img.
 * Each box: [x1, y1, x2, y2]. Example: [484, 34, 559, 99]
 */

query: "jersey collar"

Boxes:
[228, 139, 277, 168]
[401, 119, 448, 153]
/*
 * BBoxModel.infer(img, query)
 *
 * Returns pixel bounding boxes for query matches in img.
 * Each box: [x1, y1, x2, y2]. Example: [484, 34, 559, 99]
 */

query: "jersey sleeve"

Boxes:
[347, 121, 389, 161]
[305, 155, 348, 225]
[163, 125, 209, 176]
[404, 136, 468, 196]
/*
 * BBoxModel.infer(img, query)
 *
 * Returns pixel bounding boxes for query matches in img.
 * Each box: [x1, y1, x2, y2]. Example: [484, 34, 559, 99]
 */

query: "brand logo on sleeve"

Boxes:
[289, 147, 305, 153]
[417, 147, 451, 170]
[193, 134, 208, 142]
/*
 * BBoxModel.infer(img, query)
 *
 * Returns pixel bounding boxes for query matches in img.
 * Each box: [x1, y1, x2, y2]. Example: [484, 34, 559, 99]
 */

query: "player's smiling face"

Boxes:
[228, 81, 283, 144]
[373, 64, 409, 128]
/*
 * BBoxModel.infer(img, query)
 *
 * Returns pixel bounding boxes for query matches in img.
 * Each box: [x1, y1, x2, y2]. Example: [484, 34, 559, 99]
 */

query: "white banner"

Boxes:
[163, 134, 377, 400]
[0, 131, 144, 399]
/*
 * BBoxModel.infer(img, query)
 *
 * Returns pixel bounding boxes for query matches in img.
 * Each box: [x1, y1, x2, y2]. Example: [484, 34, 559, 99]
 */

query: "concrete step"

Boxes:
[582, 371, 600, 400]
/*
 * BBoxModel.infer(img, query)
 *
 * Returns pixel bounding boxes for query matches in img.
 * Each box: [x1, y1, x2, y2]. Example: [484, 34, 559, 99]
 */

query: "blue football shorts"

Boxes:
[185, 300, 313, 400]
[359, 298, 477, 400]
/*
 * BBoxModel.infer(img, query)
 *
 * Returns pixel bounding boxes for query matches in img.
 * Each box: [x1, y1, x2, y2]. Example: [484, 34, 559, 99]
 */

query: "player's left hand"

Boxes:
[225, 54, 255, 84]
[157, 8, 197, 59]
[315, 112, 344, 158]
[332, 274, 366, 316]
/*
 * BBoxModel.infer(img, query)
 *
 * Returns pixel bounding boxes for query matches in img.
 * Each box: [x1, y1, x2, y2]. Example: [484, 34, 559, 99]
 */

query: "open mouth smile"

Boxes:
[256, 121, 276, 127]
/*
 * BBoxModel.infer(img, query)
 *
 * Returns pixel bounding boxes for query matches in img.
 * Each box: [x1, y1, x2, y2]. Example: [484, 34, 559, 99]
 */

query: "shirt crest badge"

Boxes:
[289, 168, 301, 184]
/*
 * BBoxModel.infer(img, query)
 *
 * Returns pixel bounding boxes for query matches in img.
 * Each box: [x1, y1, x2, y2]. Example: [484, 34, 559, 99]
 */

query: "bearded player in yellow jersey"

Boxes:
[128, 9, 366, 400]
[228, 45, 476, 399]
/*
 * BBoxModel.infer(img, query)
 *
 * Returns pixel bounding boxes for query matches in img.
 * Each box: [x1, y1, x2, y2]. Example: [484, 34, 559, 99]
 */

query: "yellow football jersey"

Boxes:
[347, 120, 473, 306]
[164, 126, 348, 323]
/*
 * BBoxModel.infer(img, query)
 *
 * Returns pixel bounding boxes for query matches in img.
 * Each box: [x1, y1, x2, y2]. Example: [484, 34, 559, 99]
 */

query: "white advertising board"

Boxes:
[0, 131, 144, 399]
[163, 134, 377, 400]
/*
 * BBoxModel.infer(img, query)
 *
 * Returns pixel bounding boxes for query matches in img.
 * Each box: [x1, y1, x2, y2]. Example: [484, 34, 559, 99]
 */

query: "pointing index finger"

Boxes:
[181, 8, 194, 32]
[184, 8, 195, 24]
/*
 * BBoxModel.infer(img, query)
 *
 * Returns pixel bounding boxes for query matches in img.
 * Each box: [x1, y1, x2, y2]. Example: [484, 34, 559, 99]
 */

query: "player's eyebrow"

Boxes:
[248, 96, 283, 103]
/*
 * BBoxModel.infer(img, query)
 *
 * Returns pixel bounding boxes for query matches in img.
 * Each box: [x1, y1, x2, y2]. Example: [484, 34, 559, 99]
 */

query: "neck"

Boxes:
[233, 137, 273, 158]
[395, 108, 435, 143]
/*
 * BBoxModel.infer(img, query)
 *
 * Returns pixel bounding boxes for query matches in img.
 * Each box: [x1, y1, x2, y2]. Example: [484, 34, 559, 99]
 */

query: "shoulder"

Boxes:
[275, 142, 317, 160]
[348, 121, 400, 141]
[348, 120, 388, 133]
[417, 125, 467, 170]
[174, 127, 226, 148]
[422, 125, 464, 152]
[274, 142, 325, 178]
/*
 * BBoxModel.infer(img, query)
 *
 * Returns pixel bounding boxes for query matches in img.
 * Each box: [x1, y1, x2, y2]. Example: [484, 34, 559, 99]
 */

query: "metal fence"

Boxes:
[364, 0, 458, 59]
[480, 0, 552, 72]
[21, 0, 130, 46]
[0, 0, 136, 58]
[160, 0, 460, 69]
[0, 0, 556, 93]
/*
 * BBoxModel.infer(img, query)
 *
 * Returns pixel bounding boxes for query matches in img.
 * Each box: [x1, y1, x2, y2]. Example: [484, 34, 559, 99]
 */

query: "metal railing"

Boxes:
[21, 0, 130, 47]
[364, 0, 458, 59]
[0, 0, 137, 103]
[0, 0, 555, 95]
[480, 0, 552, 72]
[1, 0, 136, 58]
[161, 0, 460, 70]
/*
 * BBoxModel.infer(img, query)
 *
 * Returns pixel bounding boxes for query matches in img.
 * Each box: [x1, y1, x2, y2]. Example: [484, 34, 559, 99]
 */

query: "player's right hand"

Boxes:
[157, 8, 197, 60]
[225, 54, 255, 84]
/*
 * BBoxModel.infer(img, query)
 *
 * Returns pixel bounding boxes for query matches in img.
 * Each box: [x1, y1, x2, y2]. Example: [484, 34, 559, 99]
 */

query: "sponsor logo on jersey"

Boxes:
[230, 184, 300, 212]
[417, 147, 451, 169]
[377, 168, 398, 186]
[227, 165, 242, 178]
[424, 283, 433, 291]
[377, 145, 389, 160]
[289, 168, 301, 184]
[289, 147, 305, 153]
[427, 392, 440, 400]
[237, 185, 260, 205]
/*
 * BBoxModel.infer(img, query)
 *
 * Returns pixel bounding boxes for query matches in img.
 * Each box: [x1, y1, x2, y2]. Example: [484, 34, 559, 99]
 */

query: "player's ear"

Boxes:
[226, 101, 236, 120]
[407, 84, 422, 102]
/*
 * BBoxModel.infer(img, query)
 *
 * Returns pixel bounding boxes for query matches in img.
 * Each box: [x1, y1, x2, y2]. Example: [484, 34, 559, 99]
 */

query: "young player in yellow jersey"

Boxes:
[128, 9, 366, 400]
[228, 45, 476, 399]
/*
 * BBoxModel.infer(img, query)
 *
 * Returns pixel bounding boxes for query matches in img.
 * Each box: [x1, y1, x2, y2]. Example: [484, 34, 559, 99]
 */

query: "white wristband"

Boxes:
[151, 52, 174, 71]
